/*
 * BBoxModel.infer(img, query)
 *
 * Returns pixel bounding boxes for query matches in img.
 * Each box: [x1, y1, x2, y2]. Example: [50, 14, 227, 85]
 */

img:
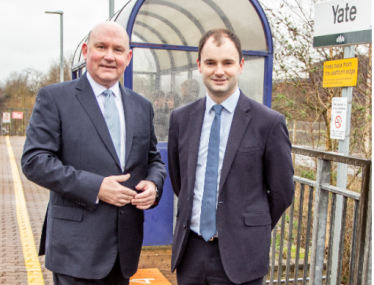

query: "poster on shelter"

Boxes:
[330, 97, 348, 140]
[2, 112, 11, 123]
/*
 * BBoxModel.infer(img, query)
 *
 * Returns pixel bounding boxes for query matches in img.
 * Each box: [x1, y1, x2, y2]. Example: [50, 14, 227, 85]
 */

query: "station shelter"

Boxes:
[71, 0, 274, 246]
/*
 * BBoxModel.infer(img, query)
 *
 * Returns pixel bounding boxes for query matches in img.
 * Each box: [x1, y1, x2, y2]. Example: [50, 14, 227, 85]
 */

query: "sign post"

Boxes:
[313, 1, 371, 284]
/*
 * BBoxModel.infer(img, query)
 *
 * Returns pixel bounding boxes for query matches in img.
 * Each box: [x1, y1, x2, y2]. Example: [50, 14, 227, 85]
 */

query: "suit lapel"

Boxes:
[219, 93, 252, 192]
[75, 73, 121, 168]
[187, 98, 206, 194]
[120, 85, 135, 165]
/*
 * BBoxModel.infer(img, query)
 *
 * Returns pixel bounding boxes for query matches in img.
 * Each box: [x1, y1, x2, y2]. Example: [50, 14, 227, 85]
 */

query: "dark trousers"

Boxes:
[53, 254, 129, 285]
[177, 231, 264, 285]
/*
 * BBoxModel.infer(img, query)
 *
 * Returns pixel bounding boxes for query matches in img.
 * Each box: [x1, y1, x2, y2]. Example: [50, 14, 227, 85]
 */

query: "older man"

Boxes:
[22, 22, 166, 285]
[168, 29, 294, 285]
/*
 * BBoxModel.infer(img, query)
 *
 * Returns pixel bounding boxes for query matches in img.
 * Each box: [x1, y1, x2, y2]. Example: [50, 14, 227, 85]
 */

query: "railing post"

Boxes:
[309, 158, 331, 285]
[353, 162, 372, 284]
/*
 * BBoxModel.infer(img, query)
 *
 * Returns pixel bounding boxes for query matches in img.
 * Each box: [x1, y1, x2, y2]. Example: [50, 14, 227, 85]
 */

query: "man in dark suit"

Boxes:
[168, 29, 294, 285]
[21, 22, 166, 285]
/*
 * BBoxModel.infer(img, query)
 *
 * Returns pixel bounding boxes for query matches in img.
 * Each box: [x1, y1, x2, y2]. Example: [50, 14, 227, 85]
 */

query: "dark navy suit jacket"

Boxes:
[168, 93, 294, 284]
[21, 73, 166, 279]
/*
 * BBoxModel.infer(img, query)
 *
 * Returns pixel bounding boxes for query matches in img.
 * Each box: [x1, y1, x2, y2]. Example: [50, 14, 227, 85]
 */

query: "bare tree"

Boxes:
[262, 0, 371, 157]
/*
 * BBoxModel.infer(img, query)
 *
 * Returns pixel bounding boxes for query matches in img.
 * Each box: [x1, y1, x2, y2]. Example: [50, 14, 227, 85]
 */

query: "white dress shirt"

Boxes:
[86, 72, 126, 171]
[190, 88, 240, 235]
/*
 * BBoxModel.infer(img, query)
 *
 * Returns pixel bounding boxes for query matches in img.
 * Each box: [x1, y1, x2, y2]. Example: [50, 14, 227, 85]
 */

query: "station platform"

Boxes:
[0, 136, 176, 285]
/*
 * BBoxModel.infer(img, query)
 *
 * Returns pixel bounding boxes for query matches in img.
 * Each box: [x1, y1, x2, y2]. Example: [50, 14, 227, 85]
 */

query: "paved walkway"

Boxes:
[0, 136, 176, 285]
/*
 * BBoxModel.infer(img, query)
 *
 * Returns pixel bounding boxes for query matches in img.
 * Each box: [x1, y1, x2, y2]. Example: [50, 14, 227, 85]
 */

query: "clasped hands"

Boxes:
[98, 174, 157, 210]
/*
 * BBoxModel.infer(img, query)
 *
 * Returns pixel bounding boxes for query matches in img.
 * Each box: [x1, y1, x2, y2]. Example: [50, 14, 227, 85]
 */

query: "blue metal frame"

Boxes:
[124, 0, 146, 90]
[125, 0, 273, 107]
[249, 0, 274, 107]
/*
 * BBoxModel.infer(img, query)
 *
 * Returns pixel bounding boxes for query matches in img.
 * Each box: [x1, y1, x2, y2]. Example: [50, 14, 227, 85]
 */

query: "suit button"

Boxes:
[183, 224, 186, 229]
[120, 210, 124, 215]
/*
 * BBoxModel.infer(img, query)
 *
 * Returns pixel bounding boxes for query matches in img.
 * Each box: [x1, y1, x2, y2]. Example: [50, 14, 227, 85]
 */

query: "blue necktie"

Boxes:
[200, 104, 223, 241]
[103, 90, 121, 160]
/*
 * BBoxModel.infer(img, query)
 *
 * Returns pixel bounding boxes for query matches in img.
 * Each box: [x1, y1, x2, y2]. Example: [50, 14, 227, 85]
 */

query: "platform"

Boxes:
[0, 136, 176, 285]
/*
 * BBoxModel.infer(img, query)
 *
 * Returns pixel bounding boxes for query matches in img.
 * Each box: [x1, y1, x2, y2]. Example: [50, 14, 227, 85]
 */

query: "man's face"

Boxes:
[153, 98, 161, 109]
[166, 97, 174, 109]
[82, 23, 132, 88]
[197, 36, 244, 102]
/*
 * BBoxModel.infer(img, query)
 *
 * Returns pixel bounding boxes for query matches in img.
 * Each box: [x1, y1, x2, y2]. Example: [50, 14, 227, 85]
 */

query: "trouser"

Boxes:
[177, 231, 263, 285]
[53, 254, 129, 285]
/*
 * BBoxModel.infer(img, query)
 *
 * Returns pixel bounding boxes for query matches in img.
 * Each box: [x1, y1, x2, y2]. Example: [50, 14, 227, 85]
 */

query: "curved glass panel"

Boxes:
[239, 55, 264, 103]
[133, 48, 264, 142]
[72, 37, 87, 68]
[115, 0, 138, 32]
[132, 0, 267, 51]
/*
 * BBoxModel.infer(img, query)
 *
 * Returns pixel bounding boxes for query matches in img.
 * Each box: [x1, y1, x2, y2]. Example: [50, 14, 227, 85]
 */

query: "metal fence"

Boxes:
[263, 146, 371, 285]
[0, 108, 32, 136]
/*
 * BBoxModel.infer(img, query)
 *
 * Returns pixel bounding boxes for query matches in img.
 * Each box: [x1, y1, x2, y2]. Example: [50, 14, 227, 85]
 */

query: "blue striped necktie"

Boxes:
[103, 89, 121, 160]
[200, 104, 223, 241]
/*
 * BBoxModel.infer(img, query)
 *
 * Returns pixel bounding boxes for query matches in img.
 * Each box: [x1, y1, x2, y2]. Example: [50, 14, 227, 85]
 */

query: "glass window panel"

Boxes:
[134, 1, 201, 46]
[213, 0, 267, 51]
[133, 0, 267, 51]
[115, 0, 137, 32]
[154, 49, 171, 71]
[133, 48, 266, 141]
[132, 34, 145, 43]
[239, 55, 264, 103]
[73, 38, 86, 66]
[134, 14, 185, 46]
[133, 49, 206, 142]
[133, 48, 157, 73]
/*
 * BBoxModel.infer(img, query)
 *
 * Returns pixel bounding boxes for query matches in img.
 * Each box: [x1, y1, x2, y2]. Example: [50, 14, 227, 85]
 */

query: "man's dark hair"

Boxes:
[198, 28, 243, 62]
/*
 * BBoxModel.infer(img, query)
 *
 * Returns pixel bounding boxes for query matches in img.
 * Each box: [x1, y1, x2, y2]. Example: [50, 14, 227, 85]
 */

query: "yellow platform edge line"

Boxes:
[6, 137, 45, 285]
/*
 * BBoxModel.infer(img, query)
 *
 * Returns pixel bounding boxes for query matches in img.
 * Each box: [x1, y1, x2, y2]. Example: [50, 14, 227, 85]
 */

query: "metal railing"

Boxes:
[263, 146, 371, 285]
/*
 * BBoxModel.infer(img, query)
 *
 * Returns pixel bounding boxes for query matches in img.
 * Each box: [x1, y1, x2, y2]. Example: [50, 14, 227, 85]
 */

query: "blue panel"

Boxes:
[124, 58, 133, 90]
[142, 142, 174, 246]
[263, 54, 273, 108]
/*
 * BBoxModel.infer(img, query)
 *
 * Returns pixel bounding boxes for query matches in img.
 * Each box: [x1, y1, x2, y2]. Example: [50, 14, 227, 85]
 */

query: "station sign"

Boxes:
[314, 0, 372, 47]
[12, 112, 23, 119]
[330, 97, 347, 140]
[2, 112, 11, 123]
[323, 58, 358, 88]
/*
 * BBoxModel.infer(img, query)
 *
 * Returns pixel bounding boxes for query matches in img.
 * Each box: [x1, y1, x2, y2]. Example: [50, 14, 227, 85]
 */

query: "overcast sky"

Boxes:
[0, 0, 130, 83]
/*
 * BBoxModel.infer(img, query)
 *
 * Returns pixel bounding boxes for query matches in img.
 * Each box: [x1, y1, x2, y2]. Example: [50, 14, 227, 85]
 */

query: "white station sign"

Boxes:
[330, 97, 348, 140]
[314, 0, 372, 47]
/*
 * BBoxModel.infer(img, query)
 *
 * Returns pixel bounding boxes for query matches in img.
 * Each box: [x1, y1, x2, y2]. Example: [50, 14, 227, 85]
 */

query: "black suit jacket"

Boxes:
[21, 74, 166, 279]
[168, 93, 294, 283]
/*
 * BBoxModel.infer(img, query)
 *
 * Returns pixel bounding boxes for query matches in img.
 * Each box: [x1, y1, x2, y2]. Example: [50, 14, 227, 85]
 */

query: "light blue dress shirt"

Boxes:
[190, 88, 240, 235]
[86, 72, 126, 171]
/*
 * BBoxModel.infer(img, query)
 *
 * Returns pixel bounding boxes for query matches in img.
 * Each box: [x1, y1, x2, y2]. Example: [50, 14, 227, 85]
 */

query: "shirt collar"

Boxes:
[205, 87, 240, 114]
[86, 72, 121, 99]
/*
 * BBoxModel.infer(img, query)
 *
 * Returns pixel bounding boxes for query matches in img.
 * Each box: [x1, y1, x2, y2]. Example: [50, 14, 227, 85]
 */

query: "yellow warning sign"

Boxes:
[130, 268, 172, 284]
[323, 58, 358, 88]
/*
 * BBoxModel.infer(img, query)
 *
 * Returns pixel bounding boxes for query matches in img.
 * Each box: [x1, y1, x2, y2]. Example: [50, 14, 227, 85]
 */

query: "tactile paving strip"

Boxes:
[6, 136, 44, 284]
[0, 137, 53, 285]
